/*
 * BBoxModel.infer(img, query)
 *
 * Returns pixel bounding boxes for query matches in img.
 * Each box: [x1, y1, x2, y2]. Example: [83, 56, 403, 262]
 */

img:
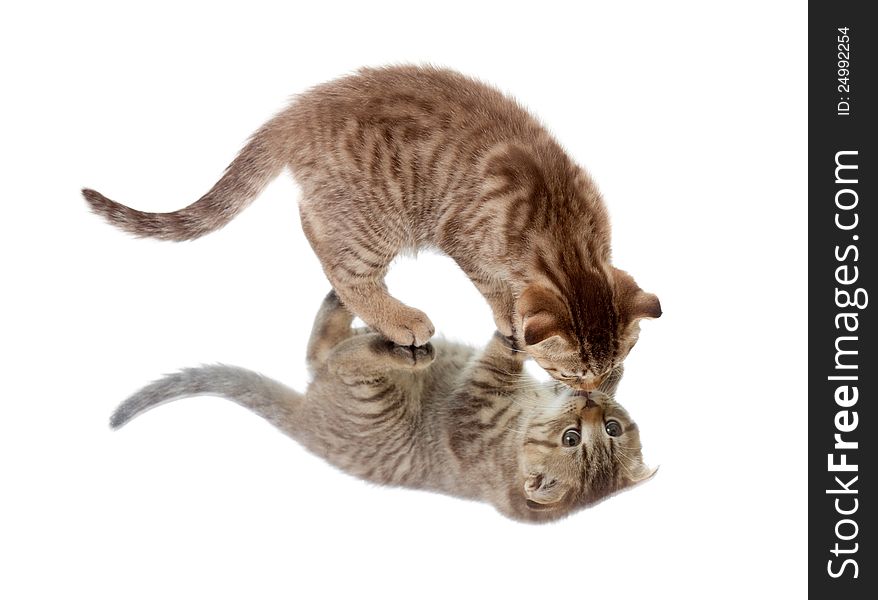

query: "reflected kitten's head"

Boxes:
[518, 385, 655, 519]
[517, 267, 661, 390]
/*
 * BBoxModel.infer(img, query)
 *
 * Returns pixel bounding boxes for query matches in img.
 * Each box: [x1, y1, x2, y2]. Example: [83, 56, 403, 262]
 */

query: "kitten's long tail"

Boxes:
[110, 364, 303, 434]
[83, 121, 287, 241]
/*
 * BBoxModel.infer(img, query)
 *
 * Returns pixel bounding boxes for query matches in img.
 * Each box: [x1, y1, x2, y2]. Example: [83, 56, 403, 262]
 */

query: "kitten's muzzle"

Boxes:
[573, 373, 606, 392]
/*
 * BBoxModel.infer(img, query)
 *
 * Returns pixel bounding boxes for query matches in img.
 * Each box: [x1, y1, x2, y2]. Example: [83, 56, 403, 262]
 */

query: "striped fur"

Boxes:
[111, 293, 654, 523]
[85, 65, 661, 387]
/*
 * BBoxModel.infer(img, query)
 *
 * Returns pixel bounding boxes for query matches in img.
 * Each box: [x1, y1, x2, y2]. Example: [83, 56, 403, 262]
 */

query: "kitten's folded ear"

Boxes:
[524, 473, 568, 507]
[632, 464, 660, 484]
[613, 268, 662, 320]
[517, 285, 569, 346]
[633, 291, 662, 320]
[522, 313, 565, 347]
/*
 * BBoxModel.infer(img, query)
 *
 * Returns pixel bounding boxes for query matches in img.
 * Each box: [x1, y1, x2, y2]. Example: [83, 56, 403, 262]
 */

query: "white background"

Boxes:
[1, 1, 806, 598]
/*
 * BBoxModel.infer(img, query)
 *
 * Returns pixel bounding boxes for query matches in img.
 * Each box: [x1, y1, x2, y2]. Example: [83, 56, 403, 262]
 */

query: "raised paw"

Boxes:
[379, 307, 435, 346]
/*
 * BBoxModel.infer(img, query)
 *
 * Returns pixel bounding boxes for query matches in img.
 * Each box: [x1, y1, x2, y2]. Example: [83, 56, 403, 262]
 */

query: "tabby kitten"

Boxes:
[84, 65, 661, 390]
[111, 292, 655, 523]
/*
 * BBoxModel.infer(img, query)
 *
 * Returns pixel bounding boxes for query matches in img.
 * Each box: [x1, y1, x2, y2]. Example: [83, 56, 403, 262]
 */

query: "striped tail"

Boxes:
[110, 365, 303, 434]
[83, 123, 286, 241]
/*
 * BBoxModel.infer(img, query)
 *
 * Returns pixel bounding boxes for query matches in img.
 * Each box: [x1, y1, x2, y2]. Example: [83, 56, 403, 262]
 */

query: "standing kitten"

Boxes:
[111, 293, 655, 523]
[85, 66, 661, 390]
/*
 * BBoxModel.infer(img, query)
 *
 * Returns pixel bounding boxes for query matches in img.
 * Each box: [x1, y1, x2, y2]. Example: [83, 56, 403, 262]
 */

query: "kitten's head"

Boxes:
[519, 386, 655, 519]
[516, 267, 661, 390]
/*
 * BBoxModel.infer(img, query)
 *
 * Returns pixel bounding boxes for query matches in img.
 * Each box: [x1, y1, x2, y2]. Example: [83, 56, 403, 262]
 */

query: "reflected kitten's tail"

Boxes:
[110, 364, 303, 433]
[83, 120, 286, 241]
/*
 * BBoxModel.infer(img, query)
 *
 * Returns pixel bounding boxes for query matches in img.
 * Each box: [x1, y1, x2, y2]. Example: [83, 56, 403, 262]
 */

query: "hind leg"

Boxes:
[300, 204, 435, 346]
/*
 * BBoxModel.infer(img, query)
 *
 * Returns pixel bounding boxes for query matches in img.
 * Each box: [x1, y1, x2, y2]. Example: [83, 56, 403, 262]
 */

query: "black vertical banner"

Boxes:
[810, 2, 876, 596]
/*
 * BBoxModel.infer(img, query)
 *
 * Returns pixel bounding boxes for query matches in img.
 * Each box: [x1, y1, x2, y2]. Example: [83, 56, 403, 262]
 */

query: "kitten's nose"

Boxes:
[578, 373, 605, 392]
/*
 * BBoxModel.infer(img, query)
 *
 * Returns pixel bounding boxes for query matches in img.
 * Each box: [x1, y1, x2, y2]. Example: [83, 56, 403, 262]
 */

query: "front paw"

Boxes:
[380, 307, 435, 346]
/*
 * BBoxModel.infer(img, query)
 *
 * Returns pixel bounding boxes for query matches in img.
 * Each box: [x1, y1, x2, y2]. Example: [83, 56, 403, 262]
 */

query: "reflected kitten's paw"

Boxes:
[374, 339, 436, 368]
[492, 330, 521, 352]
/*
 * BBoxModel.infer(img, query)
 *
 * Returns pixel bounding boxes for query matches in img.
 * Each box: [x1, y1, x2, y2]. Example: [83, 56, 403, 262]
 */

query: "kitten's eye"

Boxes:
[562, 429, 582, 447]
[605, 420, 623, 437]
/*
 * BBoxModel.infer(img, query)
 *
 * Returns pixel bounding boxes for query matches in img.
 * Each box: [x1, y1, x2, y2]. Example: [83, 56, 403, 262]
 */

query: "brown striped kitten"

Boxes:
[111, 293, 654, 523]
[84, 65, 661, 390]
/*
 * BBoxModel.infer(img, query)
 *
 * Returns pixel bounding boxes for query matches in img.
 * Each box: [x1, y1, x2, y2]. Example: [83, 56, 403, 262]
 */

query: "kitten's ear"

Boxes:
[522, 313, 564, 346]
[525, 473, 568, 506]
[517, 285, 568, 346]
[632, 291, 662, 320]
[613, 268, 662, 320]
[631, 464, 659, 484]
